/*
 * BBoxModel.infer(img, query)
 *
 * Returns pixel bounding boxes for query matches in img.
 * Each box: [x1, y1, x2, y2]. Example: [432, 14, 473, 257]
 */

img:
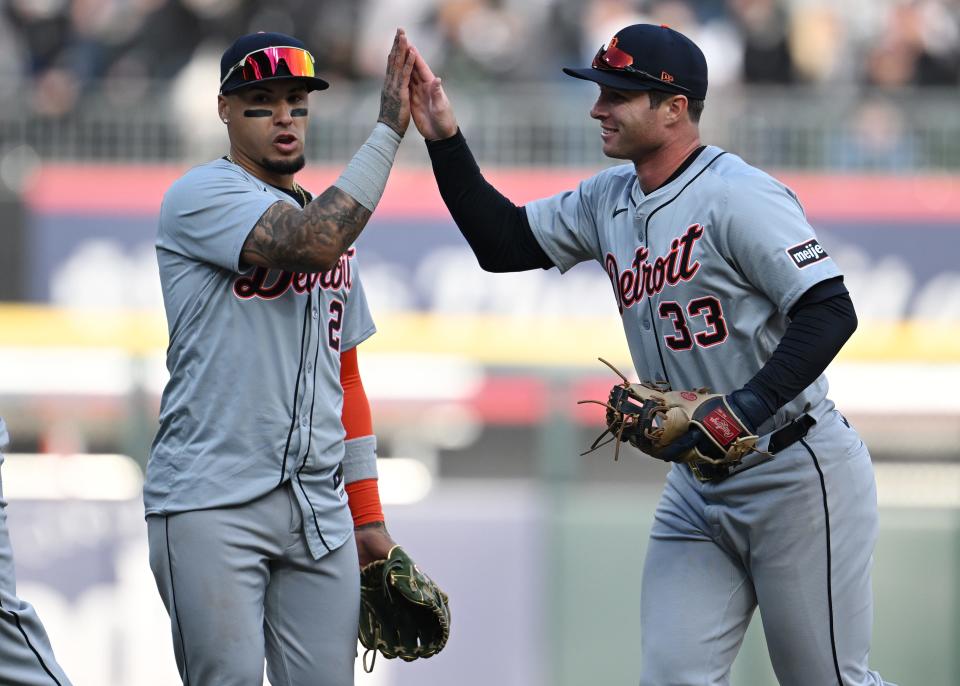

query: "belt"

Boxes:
[690, 413, 816, 483]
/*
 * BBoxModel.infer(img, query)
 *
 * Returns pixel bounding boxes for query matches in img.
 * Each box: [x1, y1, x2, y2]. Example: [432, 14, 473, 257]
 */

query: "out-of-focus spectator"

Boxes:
[911, 0, 960, 85]
[864, 0, 960, 87]
[826, 97, 919, 171]
[5, 0, 73, 76]
[6, 0, 78, 115]
[357, 0, 558, 83]
[0, 0, 958, 116]
[433, 0, 530, 80]
[647, 0, 743, 89]
[31, 67, 78, 117]
[729, 0, 796, 83]
[0, 12, 27, 102]
[789, 5, 846, 83]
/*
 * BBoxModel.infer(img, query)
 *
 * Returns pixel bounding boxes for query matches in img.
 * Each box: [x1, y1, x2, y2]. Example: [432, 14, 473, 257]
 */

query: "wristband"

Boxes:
[332, 122, 402, 212]
[343, 435, 378, 483]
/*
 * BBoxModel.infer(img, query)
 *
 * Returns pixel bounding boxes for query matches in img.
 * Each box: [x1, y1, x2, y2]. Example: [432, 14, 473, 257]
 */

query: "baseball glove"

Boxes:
[580, 358, 763, 465]
[359, 545, 451, 672]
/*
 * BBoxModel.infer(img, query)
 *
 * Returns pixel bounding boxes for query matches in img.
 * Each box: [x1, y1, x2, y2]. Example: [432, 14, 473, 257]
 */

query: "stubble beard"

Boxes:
[602, 143, 629, 161]
[260, 154, 306, 175]
[601, 128, 632, 161]
[602, 137, 632, 161]
[607, 135, 660, 165]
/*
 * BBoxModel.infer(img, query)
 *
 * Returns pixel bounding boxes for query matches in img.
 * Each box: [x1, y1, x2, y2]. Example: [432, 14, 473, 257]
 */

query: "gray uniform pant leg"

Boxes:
[640, 410, 896, 686]
[147, 482, 360, 686]
[751, 411, 891, 686]
[0, 465, 73, 686]
[639, 469, 757, 686]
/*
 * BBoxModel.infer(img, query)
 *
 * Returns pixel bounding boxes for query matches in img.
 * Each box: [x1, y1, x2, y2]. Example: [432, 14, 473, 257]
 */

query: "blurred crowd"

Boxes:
[1, 0, 958, 117]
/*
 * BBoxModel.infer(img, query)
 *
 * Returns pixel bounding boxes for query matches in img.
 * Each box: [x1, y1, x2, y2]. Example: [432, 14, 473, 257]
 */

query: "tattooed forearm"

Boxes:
[241, 188, 372, 272]
[378, 90, 403, 134]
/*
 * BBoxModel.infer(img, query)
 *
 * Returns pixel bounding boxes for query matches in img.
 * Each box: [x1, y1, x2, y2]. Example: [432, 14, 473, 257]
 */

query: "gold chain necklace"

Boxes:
[225, 153, 308, 206]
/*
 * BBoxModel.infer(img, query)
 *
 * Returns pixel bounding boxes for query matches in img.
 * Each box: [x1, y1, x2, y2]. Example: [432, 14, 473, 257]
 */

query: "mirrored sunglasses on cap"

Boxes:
[592, 40, 691, 94]
[220, 45, 317, 89]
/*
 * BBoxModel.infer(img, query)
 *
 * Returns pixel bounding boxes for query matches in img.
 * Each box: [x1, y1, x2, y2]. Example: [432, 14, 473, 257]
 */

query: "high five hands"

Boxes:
[378, 29, 457, 141]
[407, 40, 458, 141]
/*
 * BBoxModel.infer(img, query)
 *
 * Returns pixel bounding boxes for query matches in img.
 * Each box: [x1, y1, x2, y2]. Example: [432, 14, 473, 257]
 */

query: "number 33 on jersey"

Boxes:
[525, 147, 841, 394]
[605, 222, 727, 352]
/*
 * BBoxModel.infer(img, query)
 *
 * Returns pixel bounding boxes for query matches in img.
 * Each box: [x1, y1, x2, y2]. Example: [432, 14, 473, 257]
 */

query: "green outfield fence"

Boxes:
[544, 484, 958, 686]
[533, 387, 957, 686]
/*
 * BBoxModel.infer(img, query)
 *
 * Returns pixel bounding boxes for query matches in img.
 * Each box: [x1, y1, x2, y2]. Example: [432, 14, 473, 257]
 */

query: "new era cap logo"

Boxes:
[786, 238, 829, 269]
[660, 71, 674, 83]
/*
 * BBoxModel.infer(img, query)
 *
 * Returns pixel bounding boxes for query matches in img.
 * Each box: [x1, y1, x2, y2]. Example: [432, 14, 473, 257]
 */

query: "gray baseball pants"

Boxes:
[640, 409, 897, 686]
[147, 481, 359, 686]
[0, 460, 73, 686]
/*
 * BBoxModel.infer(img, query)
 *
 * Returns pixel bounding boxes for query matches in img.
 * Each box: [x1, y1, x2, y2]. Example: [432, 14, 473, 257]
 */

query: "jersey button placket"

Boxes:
[301, 359, 314, 435]
[298, 301, 318, 457]
[298, 364, 313, 461]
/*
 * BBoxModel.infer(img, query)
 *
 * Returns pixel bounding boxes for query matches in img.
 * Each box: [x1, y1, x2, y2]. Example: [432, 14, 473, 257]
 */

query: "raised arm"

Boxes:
[408, 50, 553, 272]
[242, 29, 416, 273]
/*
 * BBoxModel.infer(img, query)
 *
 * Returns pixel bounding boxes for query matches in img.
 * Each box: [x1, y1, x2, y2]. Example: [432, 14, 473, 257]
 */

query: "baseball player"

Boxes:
[0, 417, 73, 686]
[145, 30, 416, 685]
[408, 24, 897, 686]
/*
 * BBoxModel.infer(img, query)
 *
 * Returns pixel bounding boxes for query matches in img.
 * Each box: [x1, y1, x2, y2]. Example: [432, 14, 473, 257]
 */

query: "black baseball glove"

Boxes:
[358, 545, 451, 672]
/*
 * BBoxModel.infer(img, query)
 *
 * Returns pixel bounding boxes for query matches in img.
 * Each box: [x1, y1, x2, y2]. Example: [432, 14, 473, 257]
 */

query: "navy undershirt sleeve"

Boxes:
[745, 276, 857, 415]
[426, 132, 854, 423]
[426, 130, 553, 272]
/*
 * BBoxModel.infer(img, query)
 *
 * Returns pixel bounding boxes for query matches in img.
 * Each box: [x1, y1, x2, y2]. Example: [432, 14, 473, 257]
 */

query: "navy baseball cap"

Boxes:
[220, 32, 329, 95]
[564, 24, 707, 100]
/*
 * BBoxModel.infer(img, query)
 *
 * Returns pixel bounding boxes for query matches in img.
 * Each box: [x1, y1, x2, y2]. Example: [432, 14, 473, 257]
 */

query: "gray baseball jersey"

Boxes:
[145, 158, 376, 560]
[527, 146, 839, 431]
[526, 147, 894, 684]
[0, 417, 74, 686]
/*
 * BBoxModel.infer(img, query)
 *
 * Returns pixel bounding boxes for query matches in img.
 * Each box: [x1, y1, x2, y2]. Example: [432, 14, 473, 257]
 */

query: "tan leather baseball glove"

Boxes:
[581, 358, 763, 465]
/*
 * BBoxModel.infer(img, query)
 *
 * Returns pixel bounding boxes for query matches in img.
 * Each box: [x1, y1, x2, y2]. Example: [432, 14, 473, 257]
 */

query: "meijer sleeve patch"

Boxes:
[785, 238, 829, 269]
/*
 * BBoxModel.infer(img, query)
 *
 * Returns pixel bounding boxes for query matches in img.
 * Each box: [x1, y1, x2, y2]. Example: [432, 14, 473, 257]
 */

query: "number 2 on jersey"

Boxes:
[328, 299, 344, 351]
[659, 296, 728, 351]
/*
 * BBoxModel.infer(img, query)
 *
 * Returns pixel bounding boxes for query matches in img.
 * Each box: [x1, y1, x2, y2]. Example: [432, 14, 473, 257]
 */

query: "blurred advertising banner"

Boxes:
[19, 165, 960, 326]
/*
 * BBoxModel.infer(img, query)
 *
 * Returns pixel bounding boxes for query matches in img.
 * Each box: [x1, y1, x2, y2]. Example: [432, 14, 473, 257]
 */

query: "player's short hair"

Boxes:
[648, 90, 704, 124]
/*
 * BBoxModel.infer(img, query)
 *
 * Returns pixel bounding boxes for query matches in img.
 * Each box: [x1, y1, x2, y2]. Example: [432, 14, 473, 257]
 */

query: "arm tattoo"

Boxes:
[241, 188, 372, 272]
[378, 89, 403, 134]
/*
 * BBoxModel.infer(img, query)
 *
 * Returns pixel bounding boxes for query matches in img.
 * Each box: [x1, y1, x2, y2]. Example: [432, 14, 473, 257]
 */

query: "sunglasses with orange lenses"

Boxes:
[591, 42, 691, 94]
[220, 46, 316, 89]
